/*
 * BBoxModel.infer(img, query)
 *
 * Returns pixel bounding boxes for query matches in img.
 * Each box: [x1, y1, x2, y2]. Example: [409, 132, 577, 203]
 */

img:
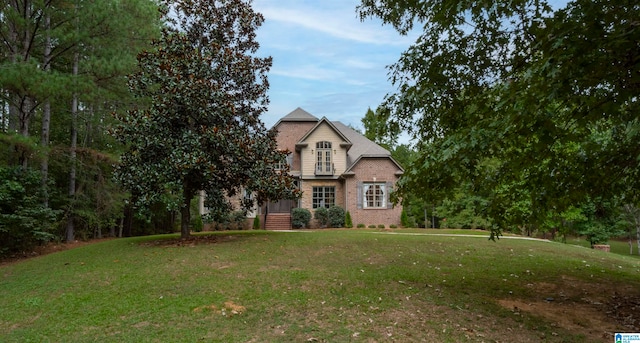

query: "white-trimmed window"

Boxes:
[357, 181, 392, 209]
[315, 141, 332, 175]
[364, 183, 386, 208]
[312, 186, 335, 208]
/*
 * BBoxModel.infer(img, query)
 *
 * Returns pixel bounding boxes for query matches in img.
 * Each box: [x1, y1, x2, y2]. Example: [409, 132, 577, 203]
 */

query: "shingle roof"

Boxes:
[331, 121, 389, 164]
[276, 107, 319, 125]
[274, 108, 404, 174]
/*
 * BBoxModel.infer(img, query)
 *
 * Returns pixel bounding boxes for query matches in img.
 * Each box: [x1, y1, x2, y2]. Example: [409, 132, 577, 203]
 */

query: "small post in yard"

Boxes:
[424, 208, 427, 228]
[432, 204, 436, 229]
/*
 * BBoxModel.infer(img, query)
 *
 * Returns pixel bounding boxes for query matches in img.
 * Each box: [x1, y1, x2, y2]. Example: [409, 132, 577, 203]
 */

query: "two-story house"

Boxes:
[260, 108, 404, 229]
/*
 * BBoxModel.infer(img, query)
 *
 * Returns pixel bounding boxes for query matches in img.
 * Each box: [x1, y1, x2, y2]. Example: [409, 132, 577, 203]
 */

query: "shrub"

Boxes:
[378, 224, 385, 229]
[314, 207, 329, 227]
[231, 211, 247, 229]
[357, 223, 365, 228]
[0, 166, 58, 257]
[368, 224, 377, 228]
[208, 210, 247, 230]
[345, 211, 353, 228]
[253, 216, 261, 230]
[400, 210, 409, 227]
[292, 208, 311, 228]
[390, 224, 398, 229]
[192, 215, 203, 232]
[328, 206, 345, 228]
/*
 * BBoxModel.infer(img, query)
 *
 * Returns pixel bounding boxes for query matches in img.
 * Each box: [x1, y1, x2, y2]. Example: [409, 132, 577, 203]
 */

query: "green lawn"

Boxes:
[2, 229, 639, 342]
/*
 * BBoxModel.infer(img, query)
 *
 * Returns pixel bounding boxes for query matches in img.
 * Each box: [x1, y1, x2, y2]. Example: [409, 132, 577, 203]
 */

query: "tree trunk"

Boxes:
[122, 204, 132, 237]
[41, 12, 52, 207]
[636, 223, 640, 256]
[180, 202, 191, 239]
[65, 50, 79, 243]
[181, 183, 193, 239]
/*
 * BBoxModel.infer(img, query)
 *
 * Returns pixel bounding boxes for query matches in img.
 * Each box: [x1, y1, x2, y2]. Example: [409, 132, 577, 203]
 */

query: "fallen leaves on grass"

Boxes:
[193, 300, 246, 317]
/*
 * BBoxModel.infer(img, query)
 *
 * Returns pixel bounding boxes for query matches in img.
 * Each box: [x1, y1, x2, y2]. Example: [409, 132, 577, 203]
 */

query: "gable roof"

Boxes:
[273, 107, 319, 128]
[332, 121, 404, 174]
[273, 108, 404, 175]
[332, 121, 389, 158]
[296, 117, 352, 151]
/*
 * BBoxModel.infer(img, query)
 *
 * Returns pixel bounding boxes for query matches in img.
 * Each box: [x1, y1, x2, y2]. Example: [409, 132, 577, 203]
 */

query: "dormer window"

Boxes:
[315, 141, 333, 175]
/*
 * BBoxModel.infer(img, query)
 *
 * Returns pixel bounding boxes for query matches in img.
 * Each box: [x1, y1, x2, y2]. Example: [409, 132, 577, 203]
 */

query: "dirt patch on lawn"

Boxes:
[498, 275, 640, 342]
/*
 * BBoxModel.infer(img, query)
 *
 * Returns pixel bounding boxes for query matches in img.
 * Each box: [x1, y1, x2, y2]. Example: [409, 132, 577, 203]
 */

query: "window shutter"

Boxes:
[386, 182, 393, 209]
[356, 182, 363, 209]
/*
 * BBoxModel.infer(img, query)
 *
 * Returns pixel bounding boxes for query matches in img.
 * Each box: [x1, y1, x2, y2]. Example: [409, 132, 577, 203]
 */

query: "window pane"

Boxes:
[312, 186, 335, 208]
[363, 183, 386, 208]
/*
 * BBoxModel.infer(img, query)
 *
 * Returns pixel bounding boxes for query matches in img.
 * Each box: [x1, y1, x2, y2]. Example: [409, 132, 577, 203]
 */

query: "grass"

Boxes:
[2, 229, 640, 342]
[560, 235, 640, 257]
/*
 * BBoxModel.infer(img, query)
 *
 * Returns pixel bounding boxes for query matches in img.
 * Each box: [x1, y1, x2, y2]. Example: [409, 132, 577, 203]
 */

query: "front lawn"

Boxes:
[2, 230, 639, 342]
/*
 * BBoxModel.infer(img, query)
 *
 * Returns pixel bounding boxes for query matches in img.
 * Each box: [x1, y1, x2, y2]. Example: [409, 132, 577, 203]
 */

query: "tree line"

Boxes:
[359, 0, 640, 249]
[1, 0, 163, 256]
[3, 0, 638, 256]
[0, 0, 298, 257]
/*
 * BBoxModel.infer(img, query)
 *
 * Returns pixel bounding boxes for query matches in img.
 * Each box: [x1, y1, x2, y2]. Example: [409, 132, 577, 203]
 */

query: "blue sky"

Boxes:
[252, 0, 418, 131]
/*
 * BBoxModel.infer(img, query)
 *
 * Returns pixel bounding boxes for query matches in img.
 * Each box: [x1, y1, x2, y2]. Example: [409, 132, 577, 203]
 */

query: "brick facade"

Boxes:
[345, 158, 402, 227]
[276, 121, 316, 171]
[205, 108, 405, 230]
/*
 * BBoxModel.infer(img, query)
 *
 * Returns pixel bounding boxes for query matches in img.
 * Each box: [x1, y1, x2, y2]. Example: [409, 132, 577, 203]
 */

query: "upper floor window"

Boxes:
[275, 152, 292, 171]
[316, 141, 333, 175]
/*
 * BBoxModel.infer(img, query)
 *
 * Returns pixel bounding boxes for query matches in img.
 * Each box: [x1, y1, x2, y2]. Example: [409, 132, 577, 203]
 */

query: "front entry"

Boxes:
[267, 199, 294, 213]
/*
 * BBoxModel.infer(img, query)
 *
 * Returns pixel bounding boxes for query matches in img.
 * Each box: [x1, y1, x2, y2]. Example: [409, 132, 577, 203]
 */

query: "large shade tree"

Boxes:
[114, 0, 299, 239]
[359, 0, 640, 237]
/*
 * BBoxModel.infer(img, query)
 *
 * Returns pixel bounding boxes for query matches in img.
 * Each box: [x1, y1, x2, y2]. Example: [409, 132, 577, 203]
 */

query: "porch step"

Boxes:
[265, 213, 291, 230]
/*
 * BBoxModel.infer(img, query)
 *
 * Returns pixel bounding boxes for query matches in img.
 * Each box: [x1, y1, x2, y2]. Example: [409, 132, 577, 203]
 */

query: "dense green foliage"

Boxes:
[436, 188, 491, 230]
[291, 208, 311, 228]
[0, 0, 161, 250]
[208, 211, 247, 230]
[344, 210, 353, 228]
[113, 0, 298, 238]
[327, 205, 346, 228]
[361, 107, 399, 150]
[359, 0, 640, 240]
[0, 166, 58, 256]
[314, 207, 329, 227]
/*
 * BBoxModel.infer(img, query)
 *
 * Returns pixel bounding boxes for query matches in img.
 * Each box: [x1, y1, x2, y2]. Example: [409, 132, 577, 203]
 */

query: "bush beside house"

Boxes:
[292, 208, 312, 228]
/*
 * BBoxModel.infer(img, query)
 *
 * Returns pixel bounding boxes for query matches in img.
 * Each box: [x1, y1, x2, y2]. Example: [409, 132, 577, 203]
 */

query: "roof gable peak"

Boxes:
[273, 107, 319, 128]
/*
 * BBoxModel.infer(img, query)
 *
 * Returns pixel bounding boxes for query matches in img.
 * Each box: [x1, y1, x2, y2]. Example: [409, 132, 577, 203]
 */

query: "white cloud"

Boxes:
[252, 0, 417, 145]
[270, 65, 344, 81]
[253, 0, 416, 46]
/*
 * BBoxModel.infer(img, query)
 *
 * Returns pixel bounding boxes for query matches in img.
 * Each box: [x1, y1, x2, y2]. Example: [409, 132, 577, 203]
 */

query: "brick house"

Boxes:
[259, 108, 404, 229]
[200, 107, 404, 229]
